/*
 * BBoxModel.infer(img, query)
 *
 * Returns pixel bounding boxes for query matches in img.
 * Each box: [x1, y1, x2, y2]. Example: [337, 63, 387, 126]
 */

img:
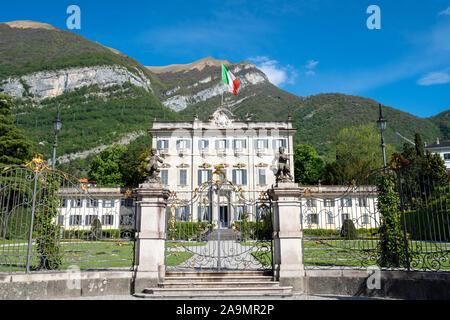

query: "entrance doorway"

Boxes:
[219, 206, 229, 228]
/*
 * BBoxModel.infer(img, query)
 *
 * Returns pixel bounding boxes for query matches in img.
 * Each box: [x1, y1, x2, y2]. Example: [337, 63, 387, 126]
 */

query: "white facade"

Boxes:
[425, 140, 450, 171]
[299, 185, 379, 230]
[150, 108, 296, 227]
[56, 187, 135, 231]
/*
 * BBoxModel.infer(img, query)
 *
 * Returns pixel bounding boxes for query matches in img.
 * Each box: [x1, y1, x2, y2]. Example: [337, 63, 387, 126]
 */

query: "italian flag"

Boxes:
[222, 64, 240, 95]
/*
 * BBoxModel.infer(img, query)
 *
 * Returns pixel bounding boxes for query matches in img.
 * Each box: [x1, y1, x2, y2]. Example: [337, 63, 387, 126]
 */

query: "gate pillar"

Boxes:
[268, 182, 305, 291]
[133, 183, 170, 291]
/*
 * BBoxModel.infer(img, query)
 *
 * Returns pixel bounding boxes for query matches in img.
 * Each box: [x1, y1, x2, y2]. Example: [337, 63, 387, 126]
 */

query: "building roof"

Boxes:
[426, 141, 450, 149]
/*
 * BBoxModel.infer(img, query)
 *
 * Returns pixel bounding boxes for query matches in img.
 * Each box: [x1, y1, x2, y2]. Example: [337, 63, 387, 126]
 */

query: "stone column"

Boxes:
[268, 182, 305, 290]
[133, 183, 170, 292]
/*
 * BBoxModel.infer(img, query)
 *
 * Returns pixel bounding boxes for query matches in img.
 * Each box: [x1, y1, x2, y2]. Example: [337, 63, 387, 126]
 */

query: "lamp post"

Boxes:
[377, 104, 387, 170]
[52, 107, 62, 169]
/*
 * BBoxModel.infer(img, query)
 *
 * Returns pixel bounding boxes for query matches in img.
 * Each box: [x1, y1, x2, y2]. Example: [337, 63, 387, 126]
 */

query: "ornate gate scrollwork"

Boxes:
[165, 165, 273, 271]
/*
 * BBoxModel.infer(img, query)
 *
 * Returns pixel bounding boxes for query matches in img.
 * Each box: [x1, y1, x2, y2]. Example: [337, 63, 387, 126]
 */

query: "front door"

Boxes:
[219, 206, 229, 228]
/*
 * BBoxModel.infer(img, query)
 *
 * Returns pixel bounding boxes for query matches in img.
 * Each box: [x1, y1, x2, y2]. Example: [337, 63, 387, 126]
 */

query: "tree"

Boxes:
[119, 145, 148, 187]
[324, 124, 395, 184]
[88, 145, 127, 186]
[293, 144, 325, 185]
[0, 94, 33, 165]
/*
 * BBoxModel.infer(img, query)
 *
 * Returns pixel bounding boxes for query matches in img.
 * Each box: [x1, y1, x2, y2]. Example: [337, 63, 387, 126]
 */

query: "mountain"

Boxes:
[0, 20, 180, 176]
[0, 20, 447, 175]
[428, 110, 450, 141]
[146, 59, 446, 159]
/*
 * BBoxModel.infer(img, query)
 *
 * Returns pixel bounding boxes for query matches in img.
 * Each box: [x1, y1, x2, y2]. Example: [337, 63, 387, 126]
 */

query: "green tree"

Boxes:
[0, 94, 33, 165]
[119, 145, 148, 187]
[293, 144, 325, 185]
[88, 145, 127, 186]
[324, 124, 395, 184]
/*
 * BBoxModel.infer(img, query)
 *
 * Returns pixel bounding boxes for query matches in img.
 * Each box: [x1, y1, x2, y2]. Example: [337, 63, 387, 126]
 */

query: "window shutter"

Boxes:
[232, 170, 236, 184]
[243, 169, 247, 185]
[264, 139, 268, 148]
[186, 140, 191, 149]
[233, 139, 236, 149]
[176, 140, 180, 149]
[242, 140, 247, 148]
[225, 140, 229, 149]
[207, 170, 212, 180]
[157, 140, 162, 149]
[198, 170, 202, 185]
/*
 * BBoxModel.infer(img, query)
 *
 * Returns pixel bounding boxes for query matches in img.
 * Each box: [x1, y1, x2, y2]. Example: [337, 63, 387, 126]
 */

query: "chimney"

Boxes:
[436, 137, 440, 145]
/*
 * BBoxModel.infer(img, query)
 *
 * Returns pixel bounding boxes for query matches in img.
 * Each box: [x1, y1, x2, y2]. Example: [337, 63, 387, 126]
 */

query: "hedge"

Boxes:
[63, 229, 134, 240]
[404, 209, 450, 241]
[166, 222, 209, 241]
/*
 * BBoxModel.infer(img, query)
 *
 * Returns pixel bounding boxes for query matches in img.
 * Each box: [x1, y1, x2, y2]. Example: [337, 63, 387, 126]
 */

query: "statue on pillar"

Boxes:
[144, 148, 164, 184]
[275, 146, 293, 183]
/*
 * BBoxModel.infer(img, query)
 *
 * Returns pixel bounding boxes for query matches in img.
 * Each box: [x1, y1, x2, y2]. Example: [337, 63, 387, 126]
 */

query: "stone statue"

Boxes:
[275, 146, 293, 183]
[144, 148, 164, 183]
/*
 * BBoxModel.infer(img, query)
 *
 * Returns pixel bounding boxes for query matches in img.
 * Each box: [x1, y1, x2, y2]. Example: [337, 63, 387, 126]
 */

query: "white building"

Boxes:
[425, 138, 450, 171]
[56, 187, 135, 231]
[150, 107, 296, 227]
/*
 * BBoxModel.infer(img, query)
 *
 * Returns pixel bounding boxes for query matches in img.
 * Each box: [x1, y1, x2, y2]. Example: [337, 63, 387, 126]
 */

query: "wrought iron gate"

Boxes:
[165, 165, 273, 271]
[0, 154, 136, 274]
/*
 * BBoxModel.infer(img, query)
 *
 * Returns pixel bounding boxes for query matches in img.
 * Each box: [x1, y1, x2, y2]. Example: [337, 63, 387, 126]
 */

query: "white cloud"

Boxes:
[438, 7, 450, 15]
[305, 70, 316, 76]
[305, 60, 319, 69]
[248, 56, 297, 86]
[417, 69, 450, 86]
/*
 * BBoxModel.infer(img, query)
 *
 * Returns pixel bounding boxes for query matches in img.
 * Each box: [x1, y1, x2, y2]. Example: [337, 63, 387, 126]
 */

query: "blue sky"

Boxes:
[1, 0, 449, 117]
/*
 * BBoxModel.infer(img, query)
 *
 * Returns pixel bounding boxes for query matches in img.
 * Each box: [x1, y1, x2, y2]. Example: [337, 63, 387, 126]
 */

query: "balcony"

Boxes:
[177, 148, 188, 157]
[158, 148, 169, 157]
[256, 148, 266, 157]
[234, 148, 244, 156]
[199, 147, 209, 157]
[217, 148, 227, 157]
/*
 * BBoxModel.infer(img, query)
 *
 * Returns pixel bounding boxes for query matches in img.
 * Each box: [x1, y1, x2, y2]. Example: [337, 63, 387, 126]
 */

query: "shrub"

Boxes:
[340, 219, 357, 239]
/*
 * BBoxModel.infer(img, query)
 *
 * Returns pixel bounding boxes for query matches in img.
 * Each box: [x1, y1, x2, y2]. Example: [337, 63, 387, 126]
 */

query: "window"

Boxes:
[234, 206, 247, 221]
[215, 139, 229, 149]
[161, 170, 169, 185]
[233, 139, 246, 149]
[71, 199, 83, 208]
[69, 215, 82, 226]
[61, 199, 67, 208]
[86, 199, 98, 208]
[198, 205, 212, 222]
[362, 214, 370, 224]
[103, 199, 114, 208]
[198, 139, 209, 149]
[232, 169, 247, 185]
[327, 213, 334, 224]
[307, 214, 319, 224]
[121, 198, 134, 207]
[306, 199, 316, 207]
[198, 169, 212, 185]
[341, 198, 352, 207]
[120, 215, 133, 226]
[57, 215, 64, 225]
[85, 215, 98, 225]
[324, 199, 335, 207]
[444, 153, 450, 160]
[176, 139, 190, 150]
[255, 139, 268, 150]
[273, 139, 287, 149]
[258, 169, 266, 185]
[179, 169, 187, 185]
[157, 139, 169, 149]
[102, 215, 114, 225]
[175, 206, 190, 221]
[342, 213, 350, 221]
[358, 197, 368, 207]
[256, 205, 270, 220]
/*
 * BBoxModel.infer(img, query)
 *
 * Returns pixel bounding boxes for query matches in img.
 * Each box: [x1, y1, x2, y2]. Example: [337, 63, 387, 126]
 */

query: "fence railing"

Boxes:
[0, 156, 136, 274]
[301, 162, 450, 272]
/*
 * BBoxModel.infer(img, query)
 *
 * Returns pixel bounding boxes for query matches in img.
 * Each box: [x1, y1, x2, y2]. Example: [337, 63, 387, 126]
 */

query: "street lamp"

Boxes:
[377, 104, 387, 169]
[52, 107, 62, 169]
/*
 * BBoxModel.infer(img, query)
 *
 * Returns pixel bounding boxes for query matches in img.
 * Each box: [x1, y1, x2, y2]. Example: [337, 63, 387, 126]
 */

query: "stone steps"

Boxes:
[135, 271, 294, 299]
[206, 229, 240, 241]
